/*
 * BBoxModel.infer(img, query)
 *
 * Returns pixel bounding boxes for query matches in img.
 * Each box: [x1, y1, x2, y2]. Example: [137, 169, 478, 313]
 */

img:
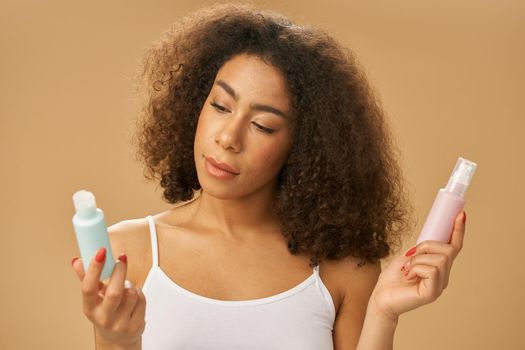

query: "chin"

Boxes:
[195, 169, 240, 200]
[199, 182, 245, 200]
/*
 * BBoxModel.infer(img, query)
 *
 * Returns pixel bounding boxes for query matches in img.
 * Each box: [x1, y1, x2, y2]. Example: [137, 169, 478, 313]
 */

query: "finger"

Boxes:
[406, 240, 456, 261]
[405, 264, 444, 302]
[449, 211, 466, 253]
[404, 253, 450, 272]
[72, 257, 106, 292]
[71, 257, 85, 281]
[81, 248, 108, 310]
[101, 253, 128, 315]
[115, 286, 139, 319]
[130, 287, 147, 326]
[404, 254, 449, 288]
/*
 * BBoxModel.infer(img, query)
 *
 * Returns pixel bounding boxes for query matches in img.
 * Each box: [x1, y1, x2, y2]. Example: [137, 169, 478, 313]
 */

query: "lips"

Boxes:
[205, 156, 240, 175]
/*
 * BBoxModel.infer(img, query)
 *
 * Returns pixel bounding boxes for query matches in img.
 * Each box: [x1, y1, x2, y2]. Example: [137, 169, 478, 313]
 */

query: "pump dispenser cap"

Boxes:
[445, 157, 477, 197]
[73, 190, 97, 215]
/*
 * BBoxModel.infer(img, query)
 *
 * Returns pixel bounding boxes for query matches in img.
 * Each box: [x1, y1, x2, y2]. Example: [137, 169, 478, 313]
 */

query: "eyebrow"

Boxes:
[215, 79, 288, 119]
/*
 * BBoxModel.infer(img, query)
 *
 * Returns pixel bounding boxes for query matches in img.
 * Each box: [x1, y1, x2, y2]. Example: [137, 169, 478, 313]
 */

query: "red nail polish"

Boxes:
[462, 212, 467, 224]
[95, 247, 106, 263]
[118, 254, 127, 264]
[71, 257, 79, 266]
[405, 246, 417, 257]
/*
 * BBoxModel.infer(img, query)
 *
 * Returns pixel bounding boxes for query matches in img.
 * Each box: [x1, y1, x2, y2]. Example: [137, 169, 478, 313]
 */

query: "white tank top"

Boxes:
[141, 215, 336, 349]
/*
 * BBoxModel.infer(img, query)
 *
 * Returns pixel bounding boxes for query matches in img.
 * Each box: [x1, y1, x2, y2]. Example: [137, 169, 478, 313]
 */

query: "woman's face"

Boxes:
[194, 53, 294, 200]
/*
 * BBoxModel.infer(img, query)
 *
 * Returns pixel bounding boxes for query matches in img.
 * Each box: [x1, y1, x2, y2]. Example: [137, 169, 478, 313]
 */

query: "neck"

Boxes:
[192, 186, 282, 241]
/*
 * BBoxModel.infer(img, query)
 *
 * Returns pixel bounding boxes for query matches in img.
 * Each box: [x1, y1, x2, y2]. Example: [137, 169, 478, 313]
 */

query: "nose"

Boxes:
[215, 116, 243, 152]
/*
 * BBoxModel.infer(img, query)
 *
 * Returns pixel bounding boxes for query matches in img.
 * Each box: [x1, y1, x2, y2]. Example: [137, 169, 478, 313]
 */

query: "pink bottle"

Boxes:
[416, 157, 477, 244]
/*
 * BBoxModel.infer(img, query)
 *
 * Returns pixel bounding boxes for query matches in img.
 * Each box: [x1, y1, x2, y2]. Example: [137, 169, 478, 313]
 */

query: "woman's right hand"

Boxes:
[71, 248, 146, 349]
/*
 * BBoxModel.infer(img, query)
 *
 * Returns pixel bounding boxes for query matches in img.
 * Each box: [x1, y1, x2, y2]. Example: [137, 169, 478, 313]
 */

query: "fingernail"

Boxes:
[405, 246, 417, 257]
[71, 257, 79, 266]
[95, 247, 106, 263]
[462, 211, 467, 224]
[118, 253, 127, 264]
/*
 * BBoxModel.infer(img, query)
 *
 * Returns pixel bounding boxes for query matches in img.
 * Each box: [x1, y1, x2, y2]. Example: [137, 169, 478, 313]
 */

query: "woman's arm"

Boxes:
[94, 326, 142, 350]
[331, 258, 398, 350]
[333, 211, 466, 350]
[332, 258, 382, 349]
[354, 296, 397, 349]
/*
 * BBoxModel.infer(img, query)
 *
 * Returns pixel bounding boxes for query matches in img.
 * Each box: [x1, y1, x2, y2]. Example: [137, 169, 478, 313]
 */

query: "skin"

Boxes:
[71, 53, 467, 350]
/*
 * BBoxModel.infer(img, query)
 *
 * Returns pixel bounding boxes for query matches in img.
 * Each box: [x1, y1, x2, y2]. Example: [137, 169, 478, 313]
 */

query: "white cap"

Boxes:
[72, 190, 96, 214]
[445, 157, 478, 197]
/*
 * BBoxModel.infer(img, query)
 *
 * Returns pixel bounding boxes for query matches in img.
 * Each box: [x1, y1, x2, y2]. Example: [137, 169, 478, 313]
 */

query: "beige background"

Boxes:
[1, 0, 523, 349]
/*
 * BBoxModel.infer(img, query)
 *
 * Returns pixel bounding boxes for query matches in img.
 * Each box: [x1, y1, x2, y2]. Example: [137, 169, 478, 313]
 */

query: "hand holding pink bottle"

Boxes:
[366, 157, 477, 324]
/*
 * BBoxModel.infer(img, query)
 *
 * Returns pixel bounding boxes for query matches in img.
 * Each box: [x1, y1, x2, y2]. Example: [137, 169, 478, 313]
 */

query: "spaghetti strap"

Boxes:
[146, 215, 159, 267]
[313, 264, 321, 287]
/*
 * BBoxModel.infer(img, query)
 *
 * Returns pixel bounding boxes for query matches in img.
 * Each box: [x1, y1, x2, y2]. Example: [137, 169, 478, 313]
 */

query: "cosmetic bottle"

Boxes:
[416, 157, 477, 244]
[72, 190, 115, 280]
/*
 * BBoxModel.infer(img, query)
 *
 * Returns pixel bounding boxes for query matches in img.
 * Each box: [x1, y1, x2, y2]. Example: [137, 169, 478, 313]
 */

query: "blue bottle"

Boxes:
[72, 190, 115, 280]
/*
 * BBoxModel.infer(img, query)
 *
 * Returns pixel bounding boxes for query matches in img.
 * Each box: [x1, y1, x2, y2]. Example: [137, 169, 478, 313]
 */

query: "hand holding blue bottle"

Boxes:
[71, 249, 146, 349]
[70, 190, 146, 348]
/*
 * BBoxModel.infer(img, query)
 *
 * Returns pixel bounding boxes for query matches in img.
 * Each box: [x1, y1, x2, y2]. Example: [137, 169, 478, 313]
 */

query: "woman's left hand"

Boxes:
[368, 211, 466, 323]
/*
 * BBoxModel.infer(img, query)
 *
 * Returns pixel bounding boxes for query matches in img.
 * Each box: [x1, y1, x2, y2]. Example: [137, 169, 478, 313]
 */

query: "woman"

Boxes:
[71, 4, 466, 349]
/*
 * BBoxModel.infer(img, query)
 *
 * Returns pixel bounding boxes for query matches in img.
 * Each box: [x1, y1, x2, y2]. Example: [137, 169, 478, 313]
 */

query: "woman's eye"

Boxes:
[210, 102, 228, 113]
[210, 101, 274, 134]
[252, 122, 275, 134]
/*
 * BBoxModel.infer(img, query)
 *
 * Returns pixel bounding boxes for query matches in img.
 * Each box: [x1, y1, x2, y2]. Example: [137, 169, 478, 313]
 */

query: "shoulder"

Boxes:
[107, 218, 152, 288]
[339, 257, 381, 296]
[322, 256, 381, 349]
[107, 217, 151, 253]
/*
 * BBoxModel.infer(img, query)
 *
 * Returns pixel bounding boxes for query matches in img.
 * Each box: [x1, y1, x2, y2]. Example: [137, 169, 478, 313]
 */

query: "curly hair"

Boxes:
[132, 3, 415, 267]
